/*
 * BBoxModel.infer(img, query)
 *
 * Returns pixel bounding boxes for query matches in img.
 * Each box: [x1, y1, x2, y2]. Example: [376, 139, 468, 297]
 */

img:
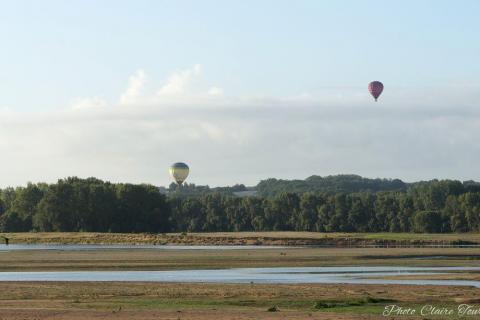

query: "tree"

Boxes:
[203, 194, 228, 231]
[2, 175, 480, 234]
[462, 193, 480, 231]
[317, 196, 334, 232]
[413, 211, 443, 233]
[347, 194, 370, 232]
[0, 183, 44, 231]
[374, 193, 400, 232]
[328, 194, 350, 232]
[0, 188, 16, 216]
[296, 193, 322, 231]
[113, 183, 170, 232]
[0, 211, 25, 232]
[398, 195, 415, 232]
[33, 181, 78, 231]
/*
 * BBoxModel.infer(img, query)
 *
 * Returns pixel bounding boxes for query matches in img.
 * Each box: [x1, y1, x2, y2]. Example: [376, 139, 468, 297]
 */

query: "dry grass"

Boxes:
[2, 231, 480, 246]
[0, 281, 476, 319]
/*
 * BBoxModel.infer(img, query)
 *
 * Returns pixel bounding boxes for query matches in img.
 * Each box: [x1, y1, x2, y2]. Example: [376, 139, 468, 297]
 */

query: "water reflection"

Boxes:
[0, 244, 285, 251]
[0, 266, 479, 287]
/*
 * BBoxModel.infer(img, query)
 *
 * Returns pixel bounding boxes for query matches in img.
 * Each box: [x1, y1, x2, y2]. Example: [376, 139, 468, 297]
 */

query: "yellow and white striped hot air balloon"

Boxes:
[169, 162, 189, 185]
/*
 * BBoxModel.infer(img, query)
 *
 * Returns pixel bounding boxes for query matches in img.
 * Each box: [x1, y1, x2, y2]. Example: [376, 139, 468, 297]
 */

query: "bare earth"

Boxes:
[0, 246, 479, 271]
[0, 309, 378, 320]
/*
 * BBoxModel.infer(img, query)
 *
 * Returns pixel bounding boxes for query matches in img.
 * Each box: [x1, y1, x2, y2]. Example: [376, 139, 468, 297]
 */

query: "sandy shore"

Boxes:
[0, 247, 479, 271]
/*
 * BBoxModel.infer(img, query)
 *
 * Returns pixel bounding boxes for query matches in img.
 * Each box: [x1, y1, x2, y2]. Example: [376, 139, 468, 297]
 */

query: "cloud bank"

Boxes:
[0, 65, 479, 187]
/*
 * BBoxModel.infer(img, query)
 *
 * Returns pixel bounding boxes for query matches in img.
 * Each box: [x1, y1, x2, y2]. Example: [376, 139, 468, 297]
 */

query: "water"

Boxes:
[0, 266, 479, 287]
[1, 244, 479, 251]
[0, 244, 285, 251]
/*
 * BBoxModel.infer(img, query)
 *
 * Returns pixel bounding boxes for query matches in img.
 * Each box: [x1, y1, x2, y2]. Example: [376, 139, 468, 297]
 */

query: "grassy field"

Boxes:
[0, 281, 478, 319]
[2, 231, 480, 246]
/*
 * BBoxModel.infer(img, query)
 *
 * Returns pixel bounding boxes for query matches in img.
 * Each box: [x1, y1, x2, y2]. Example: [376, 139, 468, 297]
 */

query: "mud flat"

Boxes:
[1, 247, 480, 271]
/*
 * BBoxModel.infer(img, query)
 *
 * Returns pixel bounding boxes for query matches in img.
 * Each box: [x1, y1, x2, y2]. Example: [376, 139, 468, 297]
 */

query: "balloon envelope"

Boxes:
[368, 81, 384, 101]
[170, 162, 189, 185]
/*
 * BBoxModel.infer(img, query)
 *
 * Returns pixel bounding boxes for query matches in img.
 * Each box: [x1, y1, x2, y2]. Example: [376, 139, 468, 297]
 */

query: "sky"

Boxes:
[0, 0, 479, 187]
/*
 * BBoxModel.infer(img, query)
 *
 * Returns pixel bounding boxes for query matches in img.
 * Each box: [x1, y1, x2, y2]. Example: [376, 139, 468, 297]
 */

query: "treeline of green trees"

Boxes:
[163, 182, 249, 196]
[256, 174, 408, 197]
[256, 174, 480, 197]
[0, 177, 170, 233]
[167, 174, 480, 198]
[164, 175, 409, 197]
[1, 176, 480, 233]
[170, 182, 480, 233]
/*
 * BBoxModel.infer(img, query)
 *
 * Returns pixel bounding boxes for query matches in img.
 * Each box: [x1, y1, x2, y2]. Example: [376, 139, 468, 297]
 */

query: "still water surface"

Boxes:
[1, 244, 479, 250]
[0, 266, 479, 287]
[0, 244, 283, 251]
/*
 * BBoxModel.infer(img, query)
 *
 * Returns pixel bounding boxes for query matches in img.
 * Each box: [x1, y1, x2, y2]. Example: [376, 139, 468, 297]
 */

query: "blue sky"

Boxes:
[1, 0, 479, 110]
[0, 1, 479, 186]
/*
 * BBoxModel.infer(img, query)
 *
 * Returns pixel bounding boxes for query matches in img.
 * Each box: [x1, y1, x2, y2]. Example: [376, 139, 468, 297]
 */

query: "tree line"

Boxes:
[256, 174, 408, 197]
[0, 177, 170, 233]
[1, 176, 479, 233]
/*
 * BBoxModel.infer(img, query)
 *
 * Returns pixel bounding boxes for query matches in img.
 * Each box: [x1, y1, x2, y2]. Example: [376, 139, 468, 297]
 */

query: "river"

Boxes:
[0, 266, 479, 287]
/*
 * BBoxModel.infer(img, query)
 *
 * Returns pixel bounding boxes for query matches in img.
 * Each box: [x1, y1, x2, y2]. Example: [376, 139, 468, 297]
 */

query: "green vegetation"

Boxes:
[0, 281, 477, 319]
[413, 210, 443, 233]
[6, 230, 480, 245]
[1, 176, 480, 234]
[257, 174, 408, 196]
[0, 177, 170, 233]
[267, 305, 279, 312]
[313, 297, 394, 309]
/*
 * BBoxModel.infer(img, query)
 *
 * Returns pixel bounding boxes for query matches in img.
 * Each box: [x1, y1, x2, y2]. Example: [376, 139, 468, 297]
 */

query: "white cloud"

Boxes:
[71, 97, 108, 110]
[157, 64, 202, 96]
[208, 86, 224, 96]
[120, 69, 147, 105]
[0, 66, 479, 187]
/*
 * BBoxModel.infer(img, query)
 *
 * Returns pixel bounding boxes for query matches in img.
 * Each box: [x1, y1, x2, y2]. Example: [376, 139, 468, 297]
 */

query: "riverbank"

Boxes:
[1, 247, 479, 271]
[1, 239, 478, 319]
[2, 231, 480, 246]
[0, 281, 476, 319]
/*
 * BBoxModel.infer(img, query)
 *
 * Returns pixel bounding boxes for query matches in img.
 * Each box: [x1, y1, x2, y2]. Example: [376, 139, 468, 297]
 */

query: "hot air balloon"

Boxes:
[368, 81, 384, 101]
[170, 162, 189, 185]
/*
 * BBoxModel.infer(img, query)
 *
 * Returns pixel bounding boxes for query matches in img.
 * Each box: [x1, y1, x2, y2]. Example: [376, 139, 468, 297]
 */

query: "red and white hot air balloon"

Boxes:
[368, 81, 384, 102]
